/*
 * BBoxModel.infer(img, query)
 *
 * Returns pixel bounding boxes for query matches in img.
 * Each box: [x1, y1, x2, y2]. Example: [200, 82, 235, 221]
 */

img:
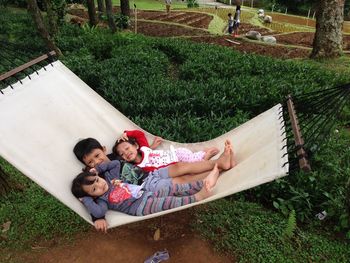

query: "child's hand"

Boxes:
[150, 136, 163, 149]
[89, 168, 97, 175]
[111, 179, 122, 186]
[118, 132, 129, 142]
[94, 219, 108, 233]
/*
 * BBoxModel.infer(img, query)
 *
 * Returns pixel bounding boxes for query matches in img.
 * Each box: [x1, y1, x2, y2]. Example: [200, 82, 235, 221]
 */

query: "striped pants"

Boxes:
[136, 181, 203, 216]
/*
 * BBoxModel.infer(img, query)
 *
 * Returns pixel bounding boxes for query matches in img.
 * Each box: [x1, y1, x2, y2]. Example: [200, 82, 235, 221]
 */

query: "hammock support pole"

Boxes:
[286, 95, 311, 172]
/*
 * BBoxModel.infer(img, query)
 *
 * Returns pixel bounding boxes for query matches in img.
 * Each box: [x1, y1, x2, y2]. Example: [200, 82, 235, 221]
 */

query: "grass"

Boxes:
[0, 158, 88, 250]
[304, 55, 350, 74]
[195, 198, 350, 262]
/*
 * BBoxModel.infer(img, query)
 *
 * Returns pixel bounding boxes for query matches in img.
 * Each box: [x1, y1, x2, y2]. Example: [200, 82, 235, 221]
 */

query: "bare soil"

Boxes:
[8, 209, 234, 263]
[136, 10, 213, 29]
[189, 33, 311, 59]
[275, 32, 350, 51]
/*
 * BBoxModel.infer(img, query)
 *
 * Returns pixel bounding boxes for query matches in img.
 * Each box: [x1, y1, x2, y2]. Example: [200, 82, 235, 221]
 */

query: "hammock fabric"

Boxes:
[0, 60, 289, 228]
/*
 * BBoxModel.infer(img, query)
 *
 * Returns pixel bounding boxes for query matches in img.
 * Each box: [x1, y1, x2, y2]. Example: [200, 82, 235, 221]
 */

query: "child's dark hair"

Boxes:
[112, 137, 138, 156]
[71, 171, 97, 198]
[73, 138, 103, 164]
[228, 13, 232, 16]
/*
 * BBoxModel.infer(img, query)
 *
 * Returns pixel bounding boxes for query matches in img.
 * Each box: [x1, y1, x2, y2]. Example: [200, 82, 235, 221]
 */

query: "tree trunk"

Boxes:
[26, 0, 62, 56]
[43, 0, 58, 36]
[310, 0, 345, 59]
[120, 0, 130, 17]
[97, 0, 105, 18]
[87, 0, 98, 26]
[105, 0, 117, 32]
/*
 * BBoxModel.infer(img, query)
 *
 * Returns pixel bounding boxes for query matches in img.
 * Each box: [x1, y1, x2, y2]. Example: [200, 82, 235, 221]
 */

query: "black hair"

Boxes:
[112, 137, 138, 157]
[73, 138, 103, 164]
[71, 171, 97, 198]
[228, 13, 232, 16]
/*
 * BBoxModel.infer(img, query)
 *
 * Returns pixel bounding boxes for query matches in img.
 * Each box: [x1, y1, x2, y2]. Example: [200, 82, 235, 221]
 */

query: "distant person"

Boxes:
[165, 0, 172, 14]
[228, 13, 234, 35]
[233, 5, 241, 37]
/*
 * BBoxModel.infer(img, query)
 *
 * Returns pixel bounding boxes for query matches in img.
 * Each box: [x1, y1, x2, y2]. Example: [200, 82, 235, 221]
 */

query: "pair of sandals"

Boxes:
[144, 250, 170, 263]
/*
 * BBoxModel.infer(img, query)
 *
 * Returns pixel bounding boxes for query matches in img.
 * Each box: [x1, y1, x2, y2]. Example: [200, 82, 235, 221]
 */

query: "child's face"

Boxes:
[82, 175, 109, 197]
[83, 147, 110, 168]
[116, 141, 139, 163]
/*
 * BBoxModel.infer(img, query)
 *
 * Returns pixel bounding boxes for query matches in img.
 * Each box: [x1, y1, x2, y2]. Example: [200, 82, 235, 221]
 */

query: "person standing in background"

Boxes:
[165, 0, 172, 14]
[233, 5, 241, 37]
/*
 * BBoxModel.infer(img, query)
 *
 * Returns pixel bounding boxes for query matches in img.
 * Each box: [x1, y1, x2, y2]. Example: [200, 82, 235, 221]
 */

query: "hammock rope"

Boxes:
[281, 83, 350, 173]
[0, 40, 55, 89]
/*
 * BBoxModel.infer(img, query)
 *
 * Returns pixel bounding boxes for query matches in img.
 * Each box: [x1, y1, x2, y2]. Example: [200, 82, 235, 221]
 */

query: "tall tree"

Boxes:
[26, 0, 62, 56]
[97, 0, 106, 18]
[310, 0, 345, 59]
[43, 0, 59, 35]
[87, 0, 98, 26]
[120, 0, 130, 17]
[105, 0, 117, 32]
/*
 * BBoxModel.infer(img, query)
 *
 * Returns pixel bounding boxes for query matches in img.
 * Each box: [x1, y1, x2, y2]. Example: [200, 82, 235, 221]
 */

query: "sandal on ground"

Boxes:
[144, 250, 170, 263]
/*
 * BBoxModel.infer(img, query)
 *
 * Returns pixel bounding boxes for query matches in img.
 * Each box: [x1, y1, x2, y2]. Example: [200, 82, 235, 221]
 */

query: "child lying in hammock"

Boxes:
[113, 129, 227, 172]
[72, 160, 221, 218]
[73, 137, 234, 231]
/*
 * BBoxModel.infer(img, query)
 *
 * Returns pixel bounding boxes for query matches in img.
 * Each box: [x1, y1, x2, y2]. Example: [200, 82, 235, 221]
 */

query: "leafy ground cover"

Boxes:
[1, 6, 350, 263]
[195, 199, 350, 263]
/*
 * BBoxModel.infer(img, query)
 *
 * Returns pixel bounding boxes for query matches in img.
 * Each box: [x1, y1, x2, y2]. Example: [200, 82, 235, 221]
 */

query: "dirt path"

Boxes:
[10, 210, 234, 263]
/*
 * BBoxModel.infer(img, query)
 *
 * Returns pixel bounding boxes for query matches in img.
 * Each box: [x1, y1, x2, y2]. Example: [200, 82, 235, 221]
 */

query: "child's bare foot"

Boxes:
[216, 141, 232, 171]
[194, 183, 213, 201]
[225, 140, 236, 168]
[203, 163, 219, 190]
[203, 147, 220, 160]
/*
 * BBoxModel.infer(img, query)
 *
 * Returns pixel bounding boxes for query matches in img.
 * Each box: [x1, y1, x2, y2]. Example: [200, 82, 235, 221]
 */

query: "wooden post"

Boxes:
[307, 9, 310, 26]
[251, 0, 253, 8]
[272, 4, 274, 13]
[286, 95, 311, 172]
[285, 8, 287, 14]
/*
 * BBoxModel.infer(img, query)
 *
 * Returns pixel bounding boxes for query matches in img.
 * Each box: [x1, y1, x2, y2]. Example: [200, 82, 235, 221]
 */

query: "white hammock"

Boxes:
[0, 61, 288, 228]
